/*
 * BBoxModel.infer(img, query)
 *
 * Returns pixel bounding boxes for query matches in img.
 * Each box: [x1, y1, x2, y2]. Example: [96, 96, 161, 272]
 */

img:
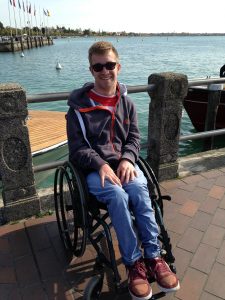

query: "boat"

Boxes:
[184, 65, 225, 132]
[183, 85, 225, 132]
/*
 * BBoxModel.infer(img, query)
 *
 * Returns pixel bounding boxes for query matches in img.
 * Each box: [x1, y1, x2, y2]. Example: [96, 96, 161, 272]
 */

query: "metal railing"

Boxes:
[30, 77, 225, 173]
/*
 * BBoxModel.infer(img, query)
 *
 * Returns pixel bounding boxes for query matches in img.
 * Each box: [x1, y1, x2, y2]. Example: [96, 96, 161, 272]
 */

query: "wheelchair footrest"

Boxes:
[150, 291, 166, 299]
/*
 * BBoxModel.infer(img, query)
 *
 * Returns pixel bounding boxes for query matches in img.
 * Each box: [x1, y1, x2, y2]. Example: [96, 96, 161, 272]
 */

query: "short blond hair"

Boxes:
[88, 41, 119, 64]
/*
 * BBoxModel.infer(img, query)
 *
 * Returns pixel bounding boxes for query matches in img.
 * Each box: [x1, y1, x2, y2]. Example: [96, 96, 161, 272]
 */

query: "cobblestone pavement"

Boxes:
[1, 167, 225, 300]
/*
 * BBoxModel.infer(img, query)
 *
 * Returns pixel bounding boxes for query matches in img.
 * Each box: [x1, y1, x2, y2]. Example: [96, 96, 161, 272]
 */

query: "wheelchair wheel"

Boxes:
[83, 274, 104, 300]
[54, 161, 88, 257]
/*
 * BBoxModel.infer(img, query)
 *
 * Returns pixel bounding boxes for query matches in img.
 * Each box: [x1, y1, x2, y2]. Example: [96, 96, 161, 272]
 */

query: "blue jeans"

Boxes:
[86, 164, 160, 266]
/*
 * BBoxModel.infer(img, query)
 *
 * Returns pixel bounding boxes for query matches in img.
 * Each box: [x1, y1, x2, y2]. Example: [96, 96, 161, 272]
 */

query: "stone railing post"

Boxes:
[0, 83, 40, 222]
[147, 72, 188, 181]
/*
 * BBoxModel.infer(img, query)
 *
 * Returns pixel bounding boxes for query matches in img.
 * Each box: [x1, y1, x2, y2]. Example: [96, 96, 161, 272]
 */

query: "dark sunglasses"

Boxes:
[91, 62, 117, 72]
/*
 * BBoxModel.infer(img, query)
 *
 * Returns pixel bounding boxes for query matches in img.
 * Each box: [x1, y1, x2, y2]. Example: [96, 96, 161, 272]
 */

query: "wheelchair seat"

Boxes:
[54, 157, 176, 299]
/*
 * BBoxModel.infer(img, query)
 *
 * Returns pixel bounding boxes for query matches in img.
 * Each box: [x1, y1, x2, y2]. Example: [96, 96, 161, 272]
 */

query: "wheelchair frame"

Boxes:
[54, 157, 176, 299]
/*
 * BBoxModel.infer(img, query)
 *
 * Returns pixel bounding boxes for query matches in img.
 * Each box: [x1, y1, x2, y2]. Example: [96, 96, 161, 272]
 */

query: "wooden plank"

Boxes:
[27, 110, 67, 154]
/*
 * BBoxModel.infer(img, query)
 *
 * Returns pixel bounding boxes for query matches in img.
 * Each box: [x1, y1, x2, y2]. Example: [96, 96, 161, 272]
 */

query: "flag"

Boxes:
[9, 0, 12, 5]
[46, 9, 50, 17]
[34, 4, 36, 16]
[13, 0, 16, 7]
[28, 3, 31, 13]
[43, 9, 47, 16]
[18, 0, 21, 9]
[23, 1, 25, 11]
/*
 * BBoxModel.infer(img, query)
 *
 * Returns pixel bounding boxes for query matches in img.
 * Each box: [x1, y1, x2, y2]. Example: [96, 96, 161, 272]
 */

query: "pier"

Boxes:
[27, 110, 66, 155]
[0, 36, 53, 52]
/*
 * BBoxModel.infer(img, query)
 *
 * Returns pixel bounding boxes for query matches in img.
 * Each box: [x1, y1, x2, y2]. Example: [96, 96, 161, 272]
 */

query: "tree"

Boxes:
[0, 21, 4, 29]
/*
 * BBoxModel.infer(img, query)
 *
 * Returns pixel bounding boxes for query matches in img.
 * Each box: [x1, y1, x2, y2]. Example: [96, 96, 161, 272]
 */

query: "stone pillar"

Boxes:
[147, 72, 188, 181]
[0, 83, 40, 222]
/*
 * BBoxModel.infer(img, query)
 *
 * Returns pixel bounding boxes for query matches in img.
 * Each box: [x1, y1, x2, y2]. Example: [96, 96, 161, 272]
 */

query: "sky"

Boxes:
[1, 0, 225, 34]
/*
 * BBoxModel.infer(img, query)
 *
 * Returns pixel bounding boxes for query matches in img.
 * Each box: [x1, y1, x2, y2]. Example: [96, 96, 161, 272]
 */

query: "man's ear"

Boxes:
[117, 63, 121, 73]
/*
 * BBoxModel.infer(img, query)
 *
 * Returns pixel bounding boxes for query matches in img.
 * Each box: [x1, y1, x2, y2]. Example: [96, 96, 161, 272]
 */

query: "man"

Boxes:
[67, 41, 180, 300]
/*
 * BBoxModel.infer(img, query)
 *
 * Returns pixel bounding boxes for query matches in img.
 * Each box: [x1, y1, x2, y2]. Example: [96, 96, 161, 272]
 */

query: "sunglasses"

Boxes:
[91, 62, 117, 72]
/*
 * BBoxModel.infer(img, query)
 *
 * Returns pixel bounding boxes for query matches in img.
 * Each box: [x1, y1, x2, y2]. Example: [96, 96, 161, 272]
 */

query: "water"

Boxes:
[1, 36, 225, 188]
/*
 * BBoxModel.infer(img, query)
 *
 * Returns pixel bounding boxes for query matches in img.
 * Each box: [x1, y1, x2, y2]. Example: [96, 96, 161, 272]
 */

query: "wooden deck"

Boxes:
[27, 110, 67, 155]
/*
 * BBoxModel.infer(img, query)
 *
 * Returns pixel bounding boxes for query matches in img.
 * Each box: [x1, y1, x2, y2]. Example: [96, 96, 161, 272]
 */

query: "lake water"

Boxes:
[1, 35, 225, 187]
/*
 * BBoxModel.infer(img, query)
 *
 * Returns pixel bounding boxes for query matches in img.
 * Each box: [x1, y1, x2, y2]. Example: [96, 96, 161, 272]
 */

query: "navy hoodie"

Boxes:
[67, 82, 140, 172]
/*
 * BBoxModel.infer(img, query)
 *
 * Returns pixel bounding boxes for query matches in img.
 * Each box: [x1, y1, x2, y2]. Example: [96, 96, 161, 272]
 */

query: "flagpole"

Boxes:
[8, 0, 13, 37]
[26, 0, 30, 35]
[22, 1, 27, 34]
[34, 5, 38, 36]
[43, 9, 46, 36]
[13, 2, 18, 36]
[18, 2, 23, 35]
[39, 6, 42, 36]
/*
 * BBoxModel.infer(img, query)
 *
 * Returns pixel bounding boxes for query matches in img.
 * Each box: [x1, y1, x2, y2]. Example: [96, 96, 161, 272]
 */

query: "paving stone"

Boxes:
[202, 224, 225, 248]
[8, 229, 32, 259]
[163, 201, 181, 222]
[20, 283, 47, 300]
[201, 169, 223, 179]
[172, 247, 193, 279]
[219, 196, 225, 209]
[0, 266, 17, 283]
[205, 262, 225, 299]
[197, 178, 216, 190]
[215, 175, 225, 187]
[177, 227, 203, 253]
[175, 267, 207, 300]
[181, 174, 205, 184]
[0, 237, 11, 253]
[188, 187, 209, 203]
[208, 185, 225, 199]
[0, 284, 22, 300]
[179, 200, 200, 217]
[170, 189, 192, 205]
[14, 254, 40, 287]
[166, 214, 191, 235]
[26, 223, 51, 251]
[200, 291, 224, 300]
[0, 222, 24, 235]
[35, 248, 63, 279]
[199, 196, 220, 215]
[44, 277, 76, 300]
[190, 211, 212, 232]
[190, 243, 218, 274]
[178, 183, 196, 192]
[160, 179, 186, 191]
[212, 208, 225, 228]
[216, 240, 225, 265]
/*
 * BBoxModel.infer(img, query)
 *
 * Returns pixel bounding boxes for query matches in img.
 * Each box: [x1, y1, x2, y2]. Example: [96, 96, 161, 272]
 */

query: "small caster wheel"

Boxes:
[83, 273, 104, 300]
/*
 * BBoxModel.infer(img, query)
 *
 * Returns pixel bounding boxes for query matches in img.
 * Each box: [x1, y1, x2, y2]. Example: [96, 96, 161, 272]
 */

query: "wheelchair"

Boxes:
[54, 157, 176, 300]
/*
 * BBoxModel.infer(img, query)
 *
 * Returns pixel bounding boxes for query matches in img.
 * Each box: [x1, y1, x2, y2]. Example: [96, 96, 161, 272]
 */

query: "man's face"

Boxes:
[89, 50, 121, 92]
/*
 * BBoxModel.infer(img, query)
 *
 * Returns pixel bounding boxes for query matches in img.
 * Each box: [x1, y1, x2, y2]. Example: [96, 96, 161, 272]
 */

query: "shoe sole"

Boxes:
[157, 281, 180, 293]
[129, 288, 152, 300]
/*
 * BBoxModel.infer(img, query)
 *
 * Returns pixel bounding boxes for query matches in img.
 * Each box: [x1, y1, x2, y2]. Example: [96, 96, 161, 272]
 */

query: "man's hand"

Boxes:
[99, 164, 122, 188]
[117, 159, 137, 184]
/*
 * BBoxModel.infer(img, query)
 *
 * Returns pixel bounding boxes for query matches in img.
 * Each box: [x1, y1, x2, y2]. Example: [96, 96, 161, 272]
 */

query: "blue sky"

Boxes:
[1, 0, 225, 33]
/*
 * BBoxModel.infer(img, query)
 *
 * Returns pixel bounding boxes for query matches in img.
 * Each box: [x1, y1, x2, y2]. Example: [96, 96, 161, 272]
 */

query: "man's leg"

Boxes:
[86, 171, 142, 266]
[123, 165, 160, 259]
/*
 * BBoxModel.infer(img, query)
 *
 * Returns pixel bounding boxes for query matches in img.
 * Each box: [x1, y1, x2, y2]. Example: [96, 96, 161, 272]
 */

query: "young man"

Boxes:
[67, 41, 180, 300]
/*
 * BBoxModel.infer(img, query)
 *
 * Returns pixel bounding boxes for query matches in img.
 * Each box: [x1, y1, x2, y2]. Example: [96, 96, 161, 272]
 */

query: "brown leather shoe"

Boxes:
[126, 258, 152, 300]
[145, 257, 180, 293]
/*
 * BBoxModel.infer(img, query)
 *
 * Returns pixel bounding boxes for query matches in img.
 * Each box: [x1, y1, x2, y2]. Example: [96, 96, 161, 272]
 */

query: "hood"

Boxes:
[67, 82, 128, 110]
